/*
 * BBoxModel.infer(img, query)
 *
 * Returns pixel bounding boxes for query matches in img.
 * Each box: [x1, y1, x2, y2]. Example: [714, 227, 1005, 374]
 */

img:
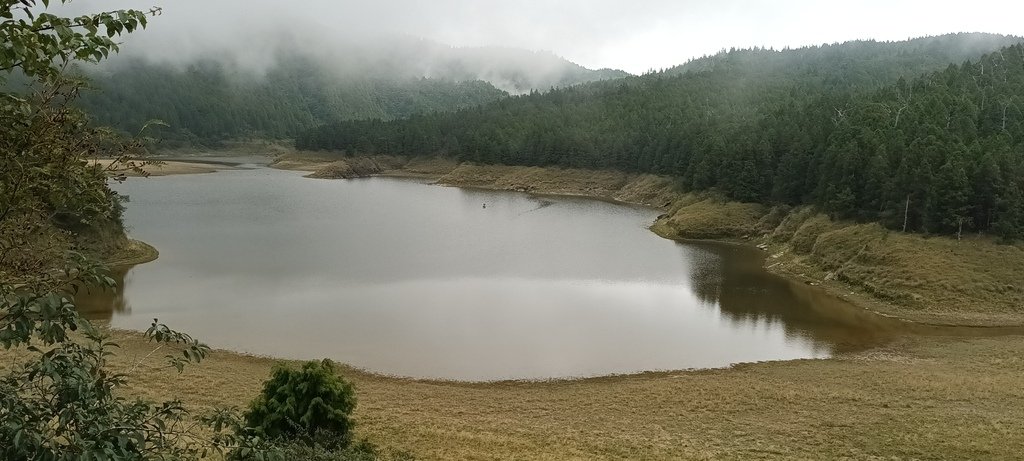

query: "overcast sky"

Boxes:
[63, 0, 1024, 74]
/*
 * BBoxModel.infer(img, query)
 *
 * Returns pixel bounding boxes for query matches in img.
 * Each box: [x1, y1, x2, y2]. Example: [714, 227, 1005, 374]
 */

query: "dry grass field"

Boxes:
[761, 212, 1024, 326]
[82, 330, 1024, 460]
[650, 196, 768, 240]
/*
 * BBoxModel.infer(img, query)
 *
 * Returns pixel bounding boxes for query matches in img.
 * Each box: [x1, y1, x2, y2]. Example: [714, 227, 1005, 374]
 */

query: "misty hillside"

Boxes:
[306, 37, 629, 93]
[667, 33, 1023, 86]
[298, 34, 1024, 238]
[76, 55, 507, 146]
[73, 39, 626, 145]
[416, 46, 629, 93]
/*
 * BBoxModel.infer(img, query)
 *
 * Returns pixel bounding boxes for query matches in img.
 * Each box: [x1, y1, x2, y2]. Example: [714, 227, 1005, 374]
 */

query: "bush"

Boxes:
[244, 360, 357, 448]
[272, 438, 415, 461]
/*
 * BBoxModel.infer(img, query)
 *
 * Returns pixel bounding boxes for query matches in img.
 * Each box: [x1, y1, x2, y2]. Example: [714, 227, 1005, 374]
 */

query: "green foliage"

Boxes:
[297, 33, 1024, 239]
[1, 0, 157, 277]
[0, 0, 157, 82]
[270, 438, 413, 461]
[0, 317, 214, 460]
[0, 2, 277, 459]
[244, 360, 357, 448]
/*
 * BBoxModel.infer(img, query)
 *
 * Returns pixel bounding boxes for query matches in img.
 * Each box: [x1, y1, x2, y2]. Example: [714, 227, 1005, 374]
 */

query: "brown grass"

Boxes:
[434, 163, 684, 209]
[767, 219, 1024, 326]
[304, 156, 407, 179]
[398, 157, 460, 176]
[648, 198, 1024, 326]
[270, 153, 458, 180]
[271, 154, 684, 208]
[103, 239, 159, 267]
[267, 152, 340, 172]
[651, 196, 767, 240]
[63, 331, 1021, 460]
[438, 164, 632, 195]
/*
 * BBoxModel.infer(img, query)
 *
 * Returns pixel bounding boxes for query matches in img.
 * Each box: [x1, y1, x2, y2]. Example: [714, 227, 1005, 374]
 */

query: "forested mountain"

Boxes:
[668, 33, 1022, 84]
[74, 56, 506, 146]
[297, 34, 1024, 239]
[72, 40, 627, 145]
[75, 56, 506, 145]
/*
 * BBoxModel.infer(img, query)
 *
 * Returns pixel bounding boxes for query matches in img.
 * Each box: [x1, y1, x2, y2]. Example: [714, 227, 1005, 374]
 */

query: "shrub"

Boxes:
[244, 360, 357, 448]
[273, 438, 415, 461]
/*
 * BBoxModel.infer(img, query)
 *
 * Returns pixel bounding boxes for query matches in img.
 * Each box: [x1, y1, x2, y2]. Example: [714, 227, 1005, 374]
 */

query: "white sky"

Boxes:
[63, 0, 1024, 74]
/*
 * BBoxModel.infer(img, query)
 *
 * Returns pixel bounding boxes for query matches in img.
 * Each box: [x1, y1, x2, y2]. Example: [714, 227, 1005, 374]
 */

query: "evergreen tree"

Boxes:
[297, 38, 1024, 239]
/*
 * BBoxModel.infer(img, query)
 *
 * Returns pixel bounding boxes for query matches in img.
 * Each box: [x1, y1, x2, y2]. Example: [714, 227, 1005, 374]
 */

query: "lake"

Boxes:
[79, 164, 911, 380]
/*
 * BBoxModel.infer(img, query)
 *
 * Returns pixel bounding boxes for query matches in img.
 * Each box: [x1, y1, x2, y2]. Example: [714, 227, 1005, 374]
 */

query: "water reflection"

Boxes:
[77, 267, 130, 321]
[682, 242, 901, 352]
[74, 166, 984, 380]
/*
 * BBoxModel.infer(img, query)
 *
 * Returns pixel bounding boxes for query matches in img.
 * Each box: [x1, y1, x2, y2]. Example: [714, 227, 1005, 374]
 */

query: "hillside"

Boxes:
[297, 33, 1024, 239]
[73, 56, 505, 146]
[72, 40, 628, 146]
[668, 33, 1023, 83]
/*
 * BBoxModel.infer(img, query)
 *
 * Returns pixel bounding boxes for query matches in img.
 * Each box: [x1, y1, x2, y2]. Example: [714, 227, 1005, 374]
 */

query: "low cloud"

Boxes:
[57, 0, 1024, 74]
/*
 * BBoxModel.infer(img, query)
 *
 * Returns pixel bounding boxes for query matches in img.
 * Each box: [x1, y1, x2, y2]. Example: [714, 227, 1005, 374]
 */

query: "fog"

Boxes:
[59, 0, 1024, 75]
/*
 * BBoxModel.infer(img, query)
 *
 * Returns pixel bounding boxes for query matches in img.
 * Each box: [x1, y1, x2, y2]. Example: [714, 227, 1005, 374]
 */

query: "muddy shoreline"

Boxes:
[268, 152, 1024, 329]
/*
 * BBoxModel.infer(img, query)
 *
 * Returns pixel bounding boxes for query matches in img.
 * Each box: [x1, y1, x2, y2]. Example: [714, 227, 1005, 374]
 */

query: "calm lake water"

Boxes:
[79, 165, 913, 380]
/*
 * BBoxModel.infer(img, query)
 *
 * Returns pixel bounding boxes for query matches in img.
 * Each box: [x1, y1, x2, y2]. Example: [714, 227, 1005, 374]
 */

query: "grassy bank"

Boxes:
[651, 200, 1024, 326]
[103, 239, 159, 267]
[271, 152, 682, 207]
[70, 330, 1020, 460]
[765, 216, 1024, 327]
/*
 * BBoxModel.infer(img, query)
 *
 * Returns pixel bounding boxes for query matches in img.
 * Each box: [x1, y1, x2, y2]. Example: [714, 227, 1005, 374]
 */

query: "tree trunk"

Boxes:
[903, 195, 910, 232]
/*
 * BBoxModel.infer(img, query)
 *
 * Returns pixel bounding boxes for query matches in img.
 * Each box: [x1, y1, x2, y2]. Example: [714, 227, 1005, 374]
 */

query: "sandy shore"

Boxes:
[92, 158, 225, 176]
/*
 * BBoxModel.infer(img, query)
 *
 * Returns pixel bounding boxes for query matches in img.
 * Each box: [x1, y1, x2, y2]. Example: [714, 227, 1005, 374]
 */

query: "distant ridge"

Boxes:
[666, 33, 1024, 83]
[69, 38, 628, 145]
[298, 33, 1024, 239]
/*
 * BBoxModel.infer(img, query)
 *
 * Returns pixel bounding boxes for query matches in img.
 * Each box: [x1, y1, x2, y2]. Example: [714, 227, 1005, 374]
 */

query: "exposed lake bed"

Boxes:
[77, 163, 1009, 381]
[39, 157, 1024, 459]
